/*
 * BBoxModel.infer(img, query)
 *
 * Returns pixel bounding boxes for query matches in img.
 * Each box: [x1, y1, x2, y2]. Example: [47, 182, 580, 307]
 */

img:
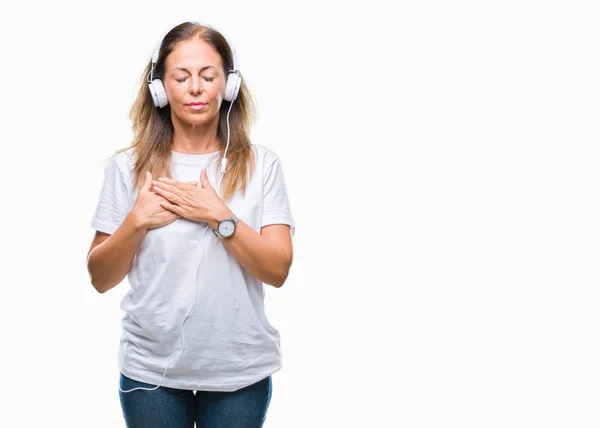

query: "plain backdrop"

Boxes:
[0, 0, 599, 427]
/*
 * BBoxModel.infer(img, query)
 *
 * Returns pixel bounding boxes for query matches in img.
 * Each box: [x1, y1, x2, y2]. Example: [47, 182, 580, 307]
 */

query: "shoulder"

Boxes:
[101, 148, 136, 192]
[114, 147, 136, 168]
[251, 143, 281, 169]
[106, 148, 136, 176]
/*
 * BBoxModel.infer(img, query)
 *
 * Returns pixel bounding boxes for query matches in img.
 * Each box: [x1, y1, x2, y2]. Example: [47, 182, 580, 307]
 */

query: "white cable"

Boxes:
[220, 98, 235, 175]
[119, 224, 209, 393]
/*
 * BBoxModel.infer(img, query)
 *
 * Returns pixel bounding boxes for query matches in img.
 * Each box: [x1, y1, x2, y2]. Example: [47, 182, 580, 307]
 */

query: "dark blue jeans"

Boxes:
[119, 372, 272, 428]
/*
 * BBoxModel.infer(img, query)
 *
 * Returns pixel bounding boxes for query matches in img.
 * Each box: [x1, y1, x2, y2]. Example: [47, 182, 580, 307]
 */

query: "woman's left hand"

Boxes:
[151, 169, 228, 224]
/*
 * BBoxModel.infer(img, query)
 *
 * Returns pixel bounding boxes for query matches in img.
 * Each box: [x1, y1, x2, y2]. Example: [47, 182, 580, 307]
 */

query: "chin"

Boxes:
[178, 112, 209, 124]
[186, 115, 209, 123]
[173, 108, 218, 127]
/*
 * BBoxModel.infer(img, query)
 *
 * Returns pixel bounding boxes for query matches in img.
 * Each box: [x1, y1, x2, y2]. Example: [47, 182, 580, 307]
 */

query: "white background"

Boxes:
[0, 0, 598, 427]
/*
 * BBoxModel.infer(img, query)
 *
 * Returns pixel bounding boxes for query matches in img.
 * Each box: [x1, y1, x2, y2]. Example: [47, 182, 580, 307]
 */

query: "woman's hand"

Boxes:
[131, 171, 184, 230]
[151, 169, 228, 224]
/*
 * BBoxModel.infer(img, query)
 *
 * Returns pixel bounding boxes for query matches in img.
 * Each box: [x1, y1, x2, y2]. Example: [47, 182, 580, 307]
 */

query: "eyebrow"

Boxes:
[171, 66, 217, 73]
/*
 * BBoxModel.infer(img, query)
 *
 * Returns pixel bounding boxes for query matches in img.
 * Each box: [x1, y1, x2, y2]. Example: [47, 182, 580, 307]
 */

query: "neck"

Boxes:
[171, 114, 221, 154]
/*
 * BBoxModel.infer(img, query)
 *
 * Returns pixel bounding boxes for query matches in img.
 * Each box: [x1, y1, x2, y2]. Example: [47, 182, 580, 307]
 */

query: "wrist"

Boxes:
[127, 210, 148, 233]
[209, 205, 233, 230]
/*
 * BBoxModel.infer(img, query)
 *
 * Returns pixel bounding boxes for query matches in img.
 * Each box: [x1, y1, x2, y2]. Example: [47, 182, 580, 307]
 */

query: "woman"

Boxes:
[87, 21, 295, 428]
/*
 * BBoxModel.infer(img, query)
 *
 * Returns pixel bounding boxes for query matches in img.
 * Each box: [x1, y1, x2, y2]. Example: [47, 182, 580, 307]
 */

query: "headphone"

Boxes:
[146, 22, 241, 174]
[147, 24, 241, 108]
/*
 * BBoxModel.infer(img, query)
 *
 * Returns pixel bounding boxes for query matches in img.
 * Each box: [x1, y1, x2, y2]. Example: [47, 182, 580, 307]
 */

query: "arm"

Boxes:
[87, 212, 147, 294]
[208, 207, 293, 288]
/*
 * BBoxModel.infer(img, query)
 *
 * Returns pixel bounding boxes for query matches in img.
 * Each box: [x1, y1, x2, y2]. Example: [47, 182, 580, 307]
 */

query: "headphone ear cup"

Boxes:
[224, 73, 241, 102]
[148, 79, 168, 108]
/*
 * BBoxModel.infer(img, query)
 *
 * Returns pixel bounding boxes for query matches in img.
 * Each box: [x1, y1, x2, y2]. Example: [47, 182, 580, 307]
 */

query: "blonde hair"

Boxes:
[110, 22, 256, 203]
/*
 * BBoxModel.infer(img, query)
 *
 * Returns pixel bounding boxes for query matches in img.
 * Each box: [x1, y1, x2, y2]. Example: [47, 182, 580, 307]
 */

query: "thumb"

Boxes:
[143, 171, 153, 191]
[200, 169, 212, 188]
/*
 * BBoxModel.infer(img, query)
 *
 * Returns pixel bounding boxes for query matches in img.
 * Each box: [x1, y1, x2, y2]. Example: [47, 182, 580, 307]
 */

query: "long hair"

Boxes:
[111, 22, 256, 203]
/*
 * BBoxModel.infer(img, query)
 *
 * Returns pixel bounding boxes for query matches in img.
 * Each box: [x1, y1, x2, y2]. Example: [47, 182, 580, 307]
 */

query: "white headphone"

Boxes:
[147, 24, 241, 108]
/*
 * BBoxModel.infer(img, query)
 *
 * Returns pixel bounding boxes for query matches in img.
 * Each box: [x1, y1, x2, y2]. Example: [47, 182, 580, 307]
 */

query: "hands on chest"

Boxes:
[149, 168, 231, 228]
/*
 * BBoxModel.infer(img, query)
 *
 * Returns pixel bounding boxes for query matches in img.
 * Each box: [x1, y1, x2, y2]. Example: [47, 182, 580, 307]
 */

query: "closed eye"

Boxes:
[175, 77, 215, 83]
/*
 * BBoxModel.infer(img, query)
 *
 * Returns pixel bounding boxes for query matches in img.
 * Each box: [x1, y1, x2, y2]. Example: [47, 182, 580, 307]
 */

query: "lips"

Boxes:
[186, 102, 207, 111]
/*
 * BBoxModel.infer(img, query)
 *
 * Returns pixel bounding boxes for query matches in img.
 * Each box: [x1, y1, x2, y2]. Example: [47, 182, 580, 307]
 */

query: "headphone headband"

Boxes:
[150, 22, 238, 71]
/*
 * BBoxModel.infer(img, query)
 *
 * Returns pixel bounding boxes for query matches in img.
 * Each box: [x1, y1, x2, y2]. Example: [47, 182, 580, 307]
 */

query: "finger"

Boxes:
[199, 169, 212, 188]
[153, 184, 186, 206]
[157, 177, 191, 190]
[152, 180, 178, 195]
[160, 201, 181, 215]
[144, 171, 153, 192]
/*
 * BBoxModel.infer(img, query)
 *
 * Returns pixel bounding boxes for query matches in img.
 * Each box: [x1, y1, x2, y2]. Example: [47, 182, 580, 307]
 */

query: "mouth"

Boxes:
[187, 102, 207, 110]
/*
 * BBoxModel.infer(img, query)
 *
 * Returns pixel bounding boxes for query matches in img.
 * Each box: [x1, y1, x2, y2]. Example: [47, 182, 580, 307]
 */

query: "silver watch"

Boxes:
[213, 213, 239, 239]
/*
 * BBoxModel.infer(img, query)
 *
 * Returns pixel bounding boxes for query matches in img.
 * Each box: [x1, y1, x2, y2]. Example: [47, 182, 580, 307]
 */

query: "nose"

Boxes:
[190, 76, 203, 95]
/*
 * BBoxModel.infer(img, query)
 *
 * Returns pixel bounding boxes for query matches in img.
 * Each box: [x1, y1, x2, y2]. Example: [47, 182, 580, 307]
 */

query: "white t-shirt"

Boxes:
[89, 144, 295, 392]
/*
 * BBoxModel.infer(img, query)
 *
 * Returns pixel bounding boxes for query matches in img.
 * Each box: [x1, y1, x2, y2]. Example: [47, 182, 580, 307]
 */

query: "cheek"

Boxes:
[207, 83, 224, 99]
[165, 83, 184, 101]
[215, 84, 227, 104]
[201, 86, 223, 110]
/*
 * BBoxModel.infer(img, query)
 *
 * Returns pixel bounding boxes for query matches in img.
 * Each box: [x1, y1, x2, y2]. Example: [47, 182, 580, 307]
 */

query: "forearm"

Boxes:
[87, 212, 147, 294]
[209, 208, 291, 288]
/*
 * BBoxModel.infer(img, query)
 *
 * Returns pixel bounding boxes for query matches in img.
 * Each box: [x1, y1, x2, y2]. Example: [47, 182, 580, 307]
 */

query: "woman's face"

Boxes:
[163, 38, 227, 127]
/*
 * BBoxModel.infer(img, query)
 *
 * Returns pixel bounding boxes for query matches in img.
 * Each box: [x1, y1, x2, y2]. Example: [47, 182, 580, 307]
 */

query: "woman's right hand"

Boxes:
[131, 171, 184, 230]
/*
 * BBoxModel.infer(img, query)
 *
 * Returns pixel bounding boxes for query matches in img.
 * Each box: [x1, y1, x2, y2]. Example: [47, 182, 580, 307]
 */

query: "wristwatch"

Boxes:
[213, 213, 239, 239]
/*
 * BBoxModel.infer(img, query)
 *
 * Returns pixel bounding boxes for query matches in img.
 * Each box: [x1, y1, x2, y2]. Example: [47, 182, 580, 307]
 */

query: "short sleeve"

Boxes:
[89, 157, 130, 235]
[261, 156, 296, 236]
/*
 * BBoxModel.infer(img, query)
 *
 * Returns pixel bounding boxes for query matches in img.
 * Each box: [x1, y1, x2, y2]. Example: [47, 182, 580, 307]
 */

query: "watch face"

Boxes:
[218, 219, 235, 237]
